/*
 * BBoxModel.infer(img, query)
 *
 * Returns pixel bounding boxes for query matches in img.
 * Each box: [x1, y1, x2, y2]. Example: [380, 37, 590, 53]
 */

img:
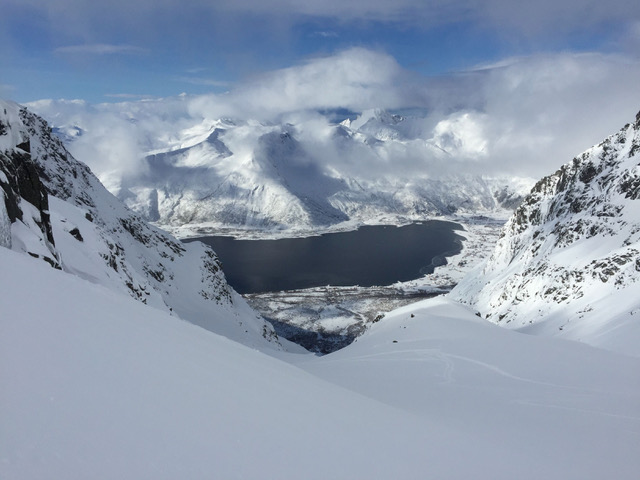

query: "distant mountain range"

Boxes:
[43, 107, 534, 235]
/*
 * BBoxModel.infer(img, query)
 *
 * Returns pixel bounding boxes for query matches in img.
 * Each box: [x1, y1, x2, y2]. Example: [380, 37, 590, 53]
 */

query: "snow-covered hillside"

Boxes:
[0, 100, 281, 349]
[32, 103, 533, 235]
[452, 110, 640, 356]
[2, 247, 639, 479]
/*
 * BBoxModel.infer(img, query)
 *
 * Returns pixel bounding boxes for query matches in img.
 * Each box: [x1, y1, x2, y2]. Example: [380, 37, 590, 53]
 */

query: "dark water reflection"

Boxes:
[186, 221, 464, 294]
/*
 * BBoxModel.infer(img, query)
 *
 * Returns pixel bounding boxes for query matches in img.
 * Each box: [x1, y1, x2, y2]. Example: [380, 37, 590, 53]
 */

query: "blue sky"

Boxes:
[2, 0, 639, 103]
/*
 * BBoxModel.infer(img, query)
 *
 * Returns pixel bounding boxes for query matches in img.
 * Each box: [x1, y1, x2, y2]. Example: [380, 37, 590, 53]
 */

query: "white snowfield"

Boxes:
[2, 248, 639, 480]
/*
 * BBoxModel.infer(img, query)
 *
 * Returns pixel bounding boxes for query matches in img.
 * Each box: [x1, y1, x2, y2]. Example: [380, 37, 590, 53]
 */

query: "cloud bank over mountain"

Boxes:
[27, 48, 640, 186]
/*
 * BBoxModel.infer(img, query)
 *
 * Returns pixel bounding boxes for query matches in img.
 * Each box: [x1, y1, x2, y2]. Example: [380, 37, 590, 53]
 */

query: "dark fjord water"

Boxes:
[186, 221, 463, 294]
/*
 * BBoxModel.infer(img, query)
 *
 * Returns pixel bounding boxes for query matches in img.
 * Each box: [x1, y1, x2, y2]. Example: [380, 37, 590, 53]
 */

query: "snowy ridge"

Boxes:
[452, 110, 640, 356]
[0, 100, 282, 349]
[0, 100, 59, 265]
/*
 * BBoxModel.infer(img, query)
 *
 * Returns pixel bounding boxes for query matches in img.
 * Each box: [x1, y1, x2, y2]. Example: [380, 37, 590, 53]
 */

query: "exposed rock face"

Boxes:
[0, 198, 10, 248]
[0, 100, 282, 350]
[451, 110, 640, 354]
[1, 112, 58, 264]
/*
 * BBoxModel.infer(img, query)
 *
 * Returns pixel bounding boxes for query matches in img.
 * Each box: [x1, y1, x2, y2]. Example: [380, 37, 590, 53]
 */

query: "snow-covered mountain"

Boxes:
[0, 100, 282, 349]
[452, 110, 640, 356]
[37, 105, 533, 235]
[3, 99, 640, 478]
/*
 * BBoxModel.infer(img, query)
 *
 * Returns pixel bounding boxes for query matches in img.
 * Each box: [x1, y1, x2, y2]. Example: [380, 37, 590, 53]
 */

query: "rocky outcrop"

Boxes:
[1, 111, 58, 264]
[0, 100, 282, 350]
[451, 110, 640, 354]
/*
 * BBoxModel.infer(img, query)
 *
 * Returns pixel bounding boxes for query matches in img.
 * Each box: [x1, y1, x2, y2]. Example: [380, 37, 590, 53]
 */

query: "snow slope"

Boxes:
[298, 297, 640, 478]
[2, 248, 639, 479]
[451, 110, 640, 356]
[0, 99, 281, 349]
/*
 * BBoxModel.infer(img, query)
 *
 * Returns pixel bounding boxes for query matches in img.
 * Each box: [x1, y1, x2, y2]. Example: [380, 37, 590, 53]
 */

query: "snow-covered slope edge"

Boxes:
[0, 100, 281, 350]
[3, 246, 640, 479]
[451, 110, 640, 356]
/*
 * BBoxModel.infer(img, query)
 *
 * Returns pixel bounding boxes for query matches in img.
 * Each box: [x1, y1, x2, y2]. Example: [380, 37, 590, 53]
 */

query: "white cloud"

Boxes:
[27, 49, 640, 185]
[472, 53, 640, 175]
[104, 94, 156, 100]
[431, 113, 488, 159]
[189, 48, 417, 120]
[26, 96, 196, 185]
[54, 44, 148, 55]
[173, 77, 232, 88]
[312, 31, 339, 38]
